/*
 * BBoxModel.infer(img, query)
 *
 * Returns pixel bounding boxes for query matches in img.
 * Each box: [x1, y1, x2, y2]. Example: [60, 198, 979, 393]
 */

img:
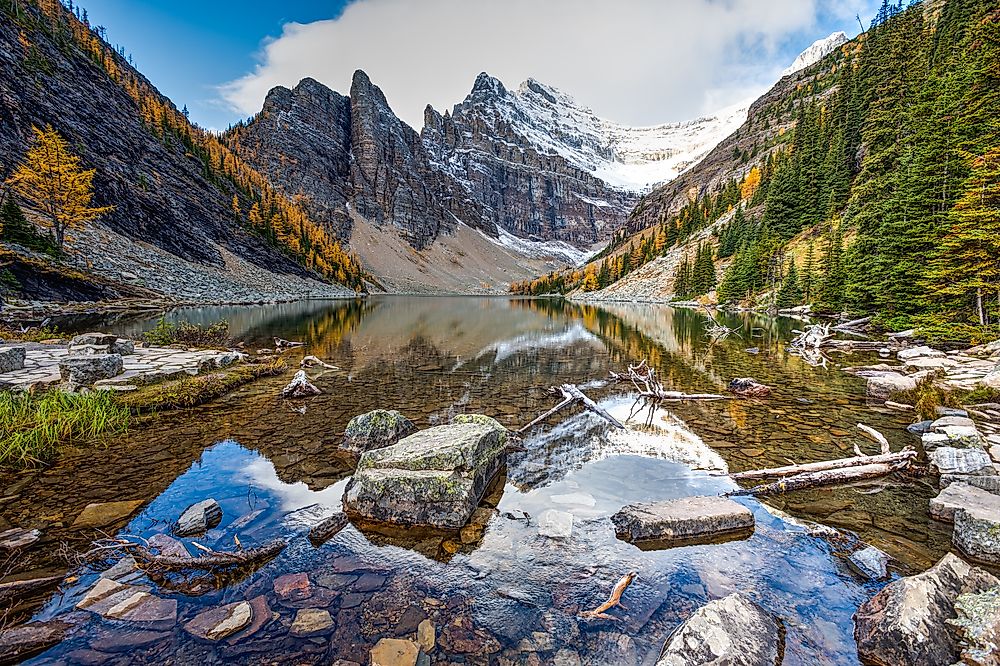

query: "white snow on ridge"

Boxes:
[488, 227, 594, 267]
[782, 31, 848, 77]
[453, 75, 750, 194]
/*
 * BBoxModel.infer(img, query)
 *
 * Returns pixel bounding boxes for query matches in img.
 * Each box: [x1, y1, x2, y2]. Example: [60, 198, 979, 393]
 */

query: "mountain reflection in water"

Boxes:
[5, 296, 954, 665]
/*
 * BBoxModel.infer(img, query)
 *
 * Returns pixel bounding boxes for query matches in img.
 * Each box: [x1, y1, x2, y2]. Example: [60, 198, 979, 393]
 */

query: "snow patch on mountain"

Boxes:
[488, 227, 594, 267]
[782, 32, 848, 77]
[450, 75, 750, 193]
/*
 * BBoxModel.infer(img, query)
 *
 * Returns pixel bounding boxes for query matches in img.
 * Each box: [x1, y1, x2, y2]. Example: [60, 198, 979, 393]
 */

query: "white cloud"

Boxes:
[219, 0, 869, 129]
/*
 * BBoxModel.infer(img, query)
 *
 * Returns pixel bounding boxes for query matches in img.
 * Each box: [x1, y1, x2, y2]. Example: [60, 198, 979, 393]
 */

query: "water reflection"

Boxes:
[2, 296, 955, 664]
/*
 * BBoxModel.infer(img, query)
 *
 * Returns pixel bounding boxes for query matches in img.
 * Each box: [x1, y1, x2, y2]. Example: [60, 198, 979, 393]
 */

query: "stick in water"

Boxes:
[579, 571, 637, 620]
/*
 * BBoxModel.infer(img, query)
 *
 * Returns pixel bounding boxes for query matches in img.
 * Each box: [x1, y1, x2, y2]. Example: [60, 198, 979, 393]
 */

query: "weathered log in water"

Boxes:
[579, 571, 636, 620]
[730, 449, 916, 481]
[131, 539, 287, 572]
[517, 383, 625, 434]
[730, 461, 911, 497]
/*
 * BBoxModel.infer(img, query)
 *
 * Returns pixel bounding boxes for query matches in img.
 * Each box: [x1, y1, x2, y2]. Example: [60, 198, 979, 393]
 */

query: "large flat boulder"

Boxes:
[954, 500, 1000, 565]
[854, 553, 999, 666]
[656, 593, 782, 666]
[612, 496, 754, 546]
[343, 419, 506, 528]
[342, 409, 416, 452]
[930, 483, 998, 523]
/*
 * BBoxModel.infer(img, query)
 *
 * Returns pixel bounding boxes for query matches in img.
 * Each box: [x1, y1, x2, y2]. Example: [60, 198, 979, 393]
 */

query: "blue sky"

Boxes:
[82, 1, 881, 131]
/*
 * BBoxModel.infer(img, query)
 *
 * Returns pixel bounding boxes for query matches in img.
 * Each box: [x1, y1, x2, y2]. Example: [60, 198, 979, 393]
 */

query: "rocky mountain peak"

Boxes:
[470, 72, 508, 100]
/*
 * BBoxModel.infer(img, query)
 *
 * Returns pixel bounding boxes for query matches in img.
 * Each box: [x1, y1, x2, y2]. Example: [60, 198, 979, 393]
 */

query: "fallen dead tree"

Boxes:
[130, 539, 286, 572]
[518, 383, 625, 434]
[729, 424, 916, 496]
[610, 360, 727, 426]
[790, 323, 832, 350]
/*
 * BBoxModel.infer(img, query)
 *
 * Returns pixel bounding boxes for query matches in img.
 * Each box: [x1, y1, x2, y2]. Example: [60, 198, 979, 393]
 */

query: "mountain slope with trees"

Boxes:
[523, 0, 1000, 340]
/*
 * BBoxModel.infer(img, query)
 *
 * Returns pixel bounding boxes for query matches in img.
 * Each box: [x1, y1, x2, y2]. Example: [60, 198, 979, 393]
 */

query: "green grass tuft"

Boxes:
[891, 375, 962, 421]
[0, 390, 130, 469]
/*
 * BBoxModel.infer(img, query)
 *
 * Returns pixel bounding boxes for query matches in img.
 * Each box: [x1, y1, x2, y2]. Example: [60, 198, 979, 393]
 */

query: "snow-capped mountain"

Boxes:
[782, 31, 848, 77]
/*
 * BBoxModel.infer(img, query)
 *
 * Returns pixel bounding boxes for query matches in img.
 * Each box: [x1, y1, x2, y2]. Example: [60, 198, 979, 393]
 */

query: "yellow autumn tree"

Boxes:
[740, 166, 762, 200]
[7, 125, 112, 250]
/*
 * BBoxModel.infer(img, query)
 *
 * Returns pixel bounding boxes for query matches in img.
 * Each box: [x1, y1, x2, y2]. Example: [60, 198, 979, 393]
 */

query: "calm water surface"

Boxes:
[2, 297, 952, 665]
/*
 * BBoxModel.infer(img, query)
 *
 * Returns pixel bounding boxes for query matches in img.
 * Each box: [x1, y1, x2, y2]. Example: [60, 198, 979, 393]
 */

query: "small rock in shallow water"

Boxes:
[727, 377, 771, 397]
[416, 618, 435, 652]
[0, 620, 71, 664]
[71, 499, 144, 529]
[847, 545, 889, 580]
[184, 601, 253, 640]
[0, 527, 40, 550]
[290, 608, 334, 637]
[537, 509, 573, 539]
[370, 637, 419, 666]
[341, 409, 416, 452]
[273, 572, 312, 602]
[173, 498, 222, 536]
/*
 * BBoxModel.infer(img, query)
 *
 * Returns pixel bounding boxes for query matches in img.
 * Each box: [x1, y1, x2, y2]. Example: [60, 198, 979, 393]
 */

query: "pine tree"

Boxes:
[777, 259, 803, 307]
[927, 147, 1000, 324]
[673, 253, 691, 299]
[801, 241, 816, 302]
[6, 125, 113, 250]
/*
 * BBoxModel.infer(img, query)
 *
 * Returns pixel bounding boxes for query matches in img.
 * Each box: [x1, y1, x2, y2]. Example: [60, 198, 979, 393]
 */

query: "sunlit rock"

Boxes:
[343, 419, 506, 528]
[656, 593, 781, 666]
[612, 496, 753, 546]
[854, 552, 998, 666]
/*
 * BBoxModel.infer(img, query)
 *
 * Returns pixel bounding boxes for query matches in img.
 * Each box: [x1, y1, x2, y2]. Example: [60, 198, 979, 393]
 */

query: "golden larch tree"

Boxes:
[7, 125, 113, 250]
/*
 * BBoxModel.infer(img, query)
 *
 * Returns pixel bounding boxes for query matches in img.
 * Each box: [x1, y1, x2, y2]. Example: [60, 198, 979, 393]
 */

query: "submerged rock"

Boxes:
[290, 608, 334, 637]
[656, 593, 782, 666]
[727, 377, 771, 397]
[71, 499, 144, 529]
[343, 419, 506, 528]
[537, 509, 574, 539]
[954, 501, 1000, 564]
[0, 527, 41, 551]
[611, 496, 754, 546]
[370, 637, 419, 666]
[281, 369, 321, 398]
[0, 620, 72, 664]
[184, 601, 253, 640]
[854, 552, 999, 666]
[308, 512, 350, 545]
[342, 409, 416, 452]
[59, 353, 123, 387]
[173, 498, 223, 536]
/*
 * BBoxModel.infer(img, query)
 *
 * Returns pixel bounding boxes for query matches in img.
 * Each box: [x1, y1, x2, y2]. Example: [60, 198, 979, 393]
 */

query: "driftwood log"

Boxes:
[131, 539, 287, 572]
[579, 571, 636, 620]
[730, 448, 916, 481]
[610, 360, 727, 427]
[518, 384, 625, 434]
[730, 461, 912, 497]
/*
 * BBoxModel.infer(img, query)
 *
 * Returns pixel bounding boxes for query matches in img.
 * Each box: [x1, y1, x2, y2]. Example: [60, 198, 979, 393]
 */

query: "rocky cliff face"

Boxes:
[0, 2, 337, 299]
[229, 72, 493, 251]
[422, 74, 635, 247]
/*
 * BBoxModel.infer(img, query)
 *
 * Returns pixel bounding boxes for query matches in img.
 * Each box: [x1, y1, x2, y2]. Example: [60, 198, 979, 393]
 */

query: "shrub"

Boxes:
[142, 317, 230, 348]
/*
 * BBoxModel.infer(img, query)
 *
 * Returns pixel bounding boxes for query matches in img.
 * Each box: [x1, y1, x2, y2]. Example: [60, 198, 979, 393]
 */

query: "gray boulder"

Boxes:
[656, 593, 781, 666]
[866, 373, 917, 401]
[612, 496, 754, 545]
[930, 483, 997, 523]
[69, 333, 135, 356]
[854, 552, 999, 666]
[58, 353, 123, 387]
[929, 447, 994, 477]
[954, 501, 1000, 565]
[342, 409, 416, 452]
[898, 346, 945, 361]
[174, 499, 223, 537]
[940, 474, 1000, 493]
[343, 419, 506, 528]
[848, 546, 889, 580]
[0, 346, 26, 374]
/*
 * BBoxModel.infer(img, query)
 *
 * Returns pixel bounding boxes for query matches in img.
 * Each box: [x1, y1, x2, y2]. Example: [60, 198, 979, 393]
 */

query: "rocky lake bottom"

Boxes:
[1, 296, 970, 665]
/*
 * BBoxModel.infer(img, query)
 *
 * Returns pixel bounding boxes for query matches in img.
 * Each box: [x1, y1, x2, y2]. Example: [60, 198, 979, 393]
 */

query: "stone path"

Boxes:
[0, 344, 242, 392]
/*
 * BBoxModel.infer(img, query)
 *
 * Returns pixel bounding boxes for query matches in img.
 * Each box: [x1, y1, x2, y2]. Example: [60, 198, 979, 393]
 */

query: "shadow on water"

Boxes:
[1, 296, 953, 664]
